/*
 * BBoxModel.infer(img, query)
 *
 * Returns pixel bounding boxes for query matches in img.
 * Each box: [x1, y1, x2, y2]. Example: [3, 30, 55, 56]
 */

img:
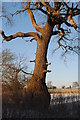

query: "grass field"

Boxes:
[48, 88, 80, 94]
[2, 88, 80, 118]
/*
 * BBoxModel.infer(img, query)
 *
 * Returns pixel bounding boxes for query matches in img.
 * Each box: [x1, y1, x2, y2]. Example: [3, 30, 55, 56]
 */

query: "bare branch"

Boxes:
[72, 10, 80, 16]
[21, 69, 33, 75]
[29, 60, 35, 63]
[2, 63, 22, 72]
[0, 30, 39, 42]
[41, 2, 54, 13]
[58, 38, 66, 48]
[54, 2, 61, 11]
[56, 25, 64, 44]
[25, 38, 35, 42]
[57, 38, 80, 55]
[11, 9, 27, 16]
[10, 3, 47, 16]
[65, 21, 73, 27]
[46, 62, 51, 66]
[64, 2, 70, 9]
[2, 62, 33, 76]
[39, 8, 48, 15]
[43, 70, 51, 73]
[51, 31, 59, 36]
[68, 10, 77, 30]
[27, 2, 42, 32]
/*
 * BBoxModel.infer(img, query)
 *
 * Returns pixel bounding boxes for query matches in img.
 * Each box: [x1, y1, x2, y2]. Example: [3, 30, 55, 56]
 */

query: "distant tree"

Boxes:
[0, 2, 80, 110]
[47, 81, 57, 89]
[69, 86, 72, 89]
[52, 86, 57, 89]
[2, 49, 16, 82]
[47, 81, 53, 89]
[72, 82, 79, 88]
[2, 49, 31, 83]
[66, 85, 72, 89]
[62, 86, 65, 89]
[2, 49, 31, 106]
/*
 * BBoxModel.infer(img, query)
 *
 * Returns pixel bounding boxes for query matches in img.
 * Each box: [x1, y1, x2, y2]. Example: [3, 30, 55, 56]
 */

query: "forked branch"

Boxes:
[27, 2, 42, 32]
[42, 2, 54, 13]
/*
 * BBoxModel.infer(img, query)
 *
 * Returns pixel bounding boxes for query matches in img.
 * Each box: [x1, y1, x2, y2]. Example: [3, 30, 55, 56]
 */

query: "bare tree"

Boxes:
[47, 81, 53, 89]
[2, 49, 32, 107]
[2, 49, 33, 85]
[0, 2, 80, 110]
[62, 85, 65, 89]
[72, 82, 79, 88]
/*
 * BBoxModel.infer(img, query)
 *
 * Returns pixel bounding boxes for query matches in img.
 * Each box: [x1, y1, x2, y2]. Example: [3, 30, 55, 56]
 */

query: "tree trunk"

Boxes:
[23, 23, 53, 111]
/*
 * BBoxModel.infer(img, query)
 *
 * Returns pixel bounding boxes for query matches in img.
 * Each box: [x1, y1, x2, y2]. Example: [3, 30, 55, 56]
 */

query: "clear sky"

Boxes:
[1, 2, 78, 88]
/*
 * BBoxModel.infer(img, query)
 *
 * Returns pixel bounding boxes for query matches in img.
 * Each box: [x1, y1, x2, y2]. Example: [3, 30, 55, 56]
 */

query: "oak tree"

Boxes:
[0, 2, 80, 110]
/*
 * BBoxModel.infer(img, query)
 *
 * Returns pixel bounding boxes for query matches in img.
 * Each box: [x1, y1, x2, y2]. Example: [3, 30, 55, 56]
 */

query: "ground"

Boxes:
[2, 88, 80, 119]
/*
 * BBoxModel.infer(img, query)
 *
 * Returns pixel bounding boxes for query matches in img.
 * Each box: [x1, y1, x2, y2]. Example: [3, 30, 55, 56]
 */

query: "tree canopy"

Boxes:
[0, 2, 80, 54]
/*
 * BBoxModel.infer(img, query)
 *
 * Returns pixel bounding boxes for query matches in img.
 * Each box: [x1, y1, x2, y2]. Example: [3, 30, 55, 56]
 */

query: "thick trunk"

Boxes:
[23, 23, 53, 111]
[33, 40, 48, 82]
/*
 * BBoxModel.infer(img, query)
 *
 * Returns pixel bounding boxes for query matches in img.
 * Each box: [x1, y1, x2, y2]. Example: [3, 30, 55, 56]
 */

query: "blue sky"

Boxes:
[2, 2, 78, 88]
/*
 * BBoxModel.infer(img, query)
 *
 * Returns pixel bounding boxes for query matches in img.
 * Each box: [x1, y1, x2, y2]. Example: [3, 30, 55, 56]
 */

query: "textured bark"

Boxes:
[23, 23, 53, 111]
